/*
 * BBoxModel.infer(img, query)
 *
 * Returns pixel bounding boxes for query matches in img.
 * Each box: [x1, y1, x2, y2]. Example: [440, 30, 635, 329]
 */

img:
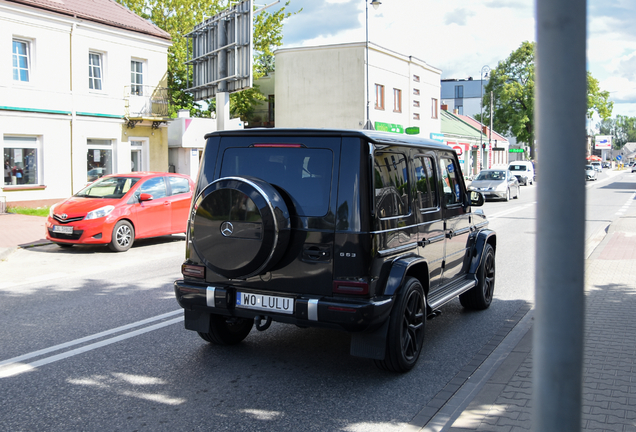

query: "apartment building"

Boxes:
[1, 0, 171, 206]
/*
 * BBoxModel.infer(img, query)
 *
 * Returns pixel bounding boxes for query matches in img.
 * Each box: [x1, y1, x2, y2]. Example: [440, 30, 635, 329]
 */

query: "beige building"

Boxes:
[1, 0, 171, 206]
[273, 42, 442, 137]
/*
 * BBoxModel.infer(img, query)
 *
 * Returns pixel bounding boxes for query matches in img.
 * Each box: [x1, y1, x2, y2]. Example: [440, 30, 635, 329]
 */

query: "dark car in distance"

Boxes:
[174, 129, 497, 372]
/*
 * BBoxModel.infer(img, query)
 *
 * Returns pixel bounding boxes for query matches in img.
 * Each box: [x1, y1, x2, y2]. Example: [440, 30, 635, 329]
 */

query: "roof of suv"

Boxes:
[205, 128, 453, 151]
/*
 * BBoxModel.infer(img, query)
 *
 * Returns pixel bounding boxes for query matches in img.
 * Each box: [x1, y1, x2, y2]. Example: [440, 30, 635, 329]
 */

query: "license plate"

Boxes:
[236, 292, 294, 315]
[52, 225, 73, 234]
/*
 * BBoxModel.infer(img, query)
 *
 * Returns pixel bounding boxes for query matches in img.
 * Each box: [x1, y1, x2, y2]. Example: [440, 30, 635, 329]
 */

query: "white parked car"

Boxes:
[590, 161, 602, 172]
[585, 165, 598, 181]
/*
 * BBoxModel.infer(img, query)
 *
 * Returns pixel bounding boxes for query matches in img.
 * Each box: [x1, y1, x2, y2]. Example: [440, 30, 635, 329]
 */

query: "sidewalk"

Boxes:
[0, 212, 50, 260]
[418, 190, 636, 431]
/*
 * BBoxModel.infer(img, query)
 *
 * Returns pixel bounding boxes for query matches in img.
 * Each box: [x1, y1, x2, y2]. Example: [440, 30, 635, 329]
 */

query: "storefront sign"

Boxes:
[374, 122, 404, 134]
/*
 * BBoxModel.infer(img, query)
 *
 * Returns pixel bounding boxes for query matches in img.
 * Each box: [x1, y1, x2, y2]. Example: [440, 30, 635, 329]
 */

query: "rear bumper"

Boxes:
[174, 279, 393, 333]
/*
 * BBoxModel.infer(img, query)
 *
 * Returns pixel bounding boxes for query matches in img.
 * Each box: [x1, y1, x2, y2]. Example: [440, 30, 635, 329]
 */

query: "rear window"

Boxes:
[509, 165, 528, 171]
[220, 147, 333, 216]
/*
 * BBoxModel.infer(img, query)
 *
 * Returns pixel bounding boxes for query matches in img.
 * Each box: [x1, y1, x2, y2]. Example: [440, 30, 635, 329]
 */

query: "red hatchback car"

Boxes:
[46, 172, 195, 252]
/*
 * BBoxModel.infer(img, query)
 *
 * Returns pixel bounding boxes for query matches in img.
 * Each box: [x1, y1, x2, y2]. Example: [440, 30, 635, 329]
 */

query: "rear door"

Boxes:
[213, 135, 341, 297]
[166, 175, 193, 233]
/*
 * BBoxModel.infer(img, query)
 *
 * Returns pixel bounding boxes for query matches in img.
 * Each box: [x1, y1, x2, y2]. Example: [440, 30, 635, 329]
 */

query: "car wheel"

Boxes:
[197, 314, 253, 345]
[191, 176, 291, 279]
[109, 220, 134, 252]
[505, 188, 510, 201]
[460, 243, 495, 310]
[374, 277, 425, 373]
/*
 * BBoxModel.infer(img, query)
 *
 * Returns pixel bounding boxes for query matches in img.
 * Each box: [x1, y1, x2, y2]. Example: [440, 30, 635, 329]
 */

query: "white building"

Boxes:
[274, 42, 442, 138]
[1, 0, 171, 206]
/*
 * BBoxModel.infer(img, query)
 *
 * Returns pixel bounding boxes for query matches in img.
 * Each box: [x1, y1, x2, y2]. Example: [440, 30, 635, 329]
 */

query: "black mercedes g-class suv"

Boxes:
[174, 129, 496, 372]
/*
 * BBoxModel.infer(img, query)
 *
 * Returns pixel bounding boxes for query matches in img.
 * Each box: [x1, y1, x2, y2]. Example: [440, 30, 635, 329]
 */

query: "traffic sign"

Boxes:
[617, 155, 622, 161]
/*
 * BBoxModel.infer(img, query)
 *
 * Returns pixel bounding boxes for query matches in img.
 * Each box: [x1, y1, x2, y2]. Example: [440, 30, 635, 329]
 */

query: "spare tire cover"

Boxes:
[192, 176, 291, 279]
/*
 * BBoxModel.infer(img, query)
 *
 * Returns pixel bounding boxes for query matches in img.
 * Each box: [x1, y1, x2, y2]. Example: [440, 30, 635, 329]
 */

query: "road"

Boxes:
[0, 168, 631, 432]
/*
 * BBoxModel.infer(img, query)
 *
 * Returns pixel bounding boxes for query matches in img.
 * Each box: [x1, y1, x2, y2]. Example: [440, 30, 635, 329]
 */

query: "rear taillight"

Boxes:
[182, 264, 205, 279]
[332, 281, 369, 295]
[252, 143, 303, 148]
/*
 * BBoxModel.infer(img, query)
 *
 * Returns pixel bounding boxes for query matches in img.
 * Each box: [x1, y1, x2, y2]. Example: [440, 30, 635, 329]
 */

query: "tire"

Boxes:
[197, 314, 253, 345]
[505, 188, 510, 201]
[460, 243, 495, 310]
[374, 277, 426, 372]
[109, 220, 134, 252]
[55, 242, 74, 248]
[191, 176, 291, 279]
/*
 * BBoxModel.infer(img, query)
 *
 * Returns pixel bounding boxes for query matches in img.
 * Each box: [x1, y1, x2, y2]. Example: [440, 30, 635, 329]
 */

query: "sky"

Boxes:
[267, 0, 636, 127]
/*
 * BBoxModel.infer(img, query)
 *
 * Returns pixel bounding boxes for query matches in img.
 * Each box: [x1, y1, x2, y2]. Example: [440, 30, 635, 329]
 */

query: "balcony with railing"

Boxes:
[124, 85, 170, 128]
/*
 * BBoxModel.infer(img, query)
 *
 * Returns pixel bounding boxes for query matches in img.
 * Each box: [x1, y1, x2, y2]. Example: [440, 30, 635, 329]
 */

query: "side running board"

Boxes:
[427, 278, 476, 310]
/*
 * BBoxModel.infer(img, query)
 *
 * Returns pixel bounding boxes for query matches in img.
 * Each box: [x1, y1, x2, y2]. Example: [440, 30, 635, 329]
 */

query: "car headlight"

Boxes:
[85, 205, 115, 220]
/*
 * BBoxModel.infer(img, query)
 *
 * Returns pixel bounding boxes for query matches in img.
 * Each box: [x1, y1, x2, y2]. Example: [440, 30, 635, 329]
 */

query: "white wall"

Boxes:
[274, 42, 442, 137]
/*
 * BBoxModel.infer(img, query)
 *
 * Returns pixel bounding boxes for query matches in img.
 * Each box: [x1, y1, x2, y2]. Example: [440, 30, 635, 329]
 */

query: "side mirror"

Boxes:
[469, 191, 485, 207]
[139, 193, 154, 202]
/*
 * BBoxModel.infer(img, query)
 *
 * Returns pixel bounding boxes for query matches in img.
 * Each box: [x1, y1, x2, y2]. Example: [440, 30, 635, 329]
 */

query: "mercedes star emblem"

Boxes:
[220, 221, 234, 237]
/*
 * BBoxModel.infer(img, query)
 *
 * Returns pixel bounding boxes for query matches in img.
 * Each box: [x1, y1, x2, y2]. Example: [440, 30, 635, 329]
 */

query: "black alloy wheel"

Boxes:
[375, 277, 426, 372]
[460, 243, 495, 310]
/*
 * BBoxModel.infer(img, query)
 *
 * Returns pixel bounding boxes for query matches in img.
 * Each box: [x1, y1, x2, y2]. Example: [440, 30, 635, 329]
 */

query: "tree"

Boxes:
[597, 115, 636, 149]
[115, 0, 294, 118]
[476, 41, 613, 150]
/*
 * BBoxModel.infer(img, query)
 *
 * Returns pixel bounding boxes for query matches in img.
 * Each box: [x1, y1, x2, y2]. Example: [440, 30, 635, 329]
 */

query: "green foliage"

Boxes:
[477, 41, 613, 150]
[7, 206, 49, 217]
[115, 0, 295, 118]
[597, 115, 636, 149]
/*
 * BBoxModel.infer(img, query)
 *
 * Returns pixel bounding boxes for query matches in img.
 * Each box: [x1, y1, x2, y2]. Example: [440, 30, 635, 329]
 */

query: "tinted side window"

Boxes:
[139, 177, 167, 199]
[414, 155, 437, 209]
[169, 176, 190, 195]
[440, 156, 462, 206]
[374, 151, 409, 218]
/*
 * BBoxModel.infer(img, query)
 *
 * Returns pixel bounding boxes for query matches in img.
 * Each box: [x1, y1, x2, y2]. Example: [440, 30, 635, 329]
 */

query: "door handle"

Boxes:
[446, 230, 454, 239]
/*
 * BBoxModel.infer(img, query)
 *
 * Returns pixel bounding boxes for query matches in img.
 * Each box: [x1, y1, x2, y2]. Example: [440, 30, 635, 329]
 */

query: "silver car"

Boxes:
[468, 169, 520, 201]
[585, 164, 598, 181]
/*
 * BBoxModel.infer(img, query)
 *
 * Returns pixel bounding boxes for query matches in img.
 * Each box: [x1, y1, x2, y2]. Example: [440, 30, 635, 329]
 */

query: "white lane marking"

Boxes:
[487, 202, 537, 220]
[0, 310, 183, 368]
[0, 317, 183, 378]
[615, 192, 636, 216]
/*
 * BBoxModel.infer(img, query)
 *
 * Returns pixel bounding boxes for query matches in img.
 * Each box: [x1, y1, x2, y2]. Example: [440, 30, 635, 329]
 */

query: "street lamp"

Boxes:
[479, 65, 490, 171]
[364, 0, 381, 130]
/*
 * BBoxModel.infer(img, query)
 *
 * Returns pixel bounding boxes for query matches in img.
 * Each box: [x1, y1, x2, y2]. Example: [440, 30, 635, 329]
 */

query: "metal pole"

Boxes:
[365, 1, 371, 130]
[534, 0, 586, 430]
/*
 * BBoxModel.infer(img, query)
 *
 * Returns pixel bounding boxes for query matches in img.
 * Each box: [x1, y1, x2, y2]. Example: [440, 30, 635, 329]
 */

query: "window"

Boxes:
[131, 60, 143, 95]
[457, 105, 463, 115]
[413, 88, 420, 96]
[268, 95, 275, 122]
[440, 155, 463, 206]
[413, 113, 420, 120]
[139, 177, 167, 199]
[431, 98, 438, 119]
[169, 176, 191, 195]
[413, 74, 420, 82]
[393, 89, 402, 113]
[375, 84, 385, 110]
[87, 139, 113, 182]
[12, 39, 30, 82]
[413, 100, 420, 108]
[454, 85, 464, 99]
[414, 156, 437, 209]
[3, 136, 39, 186]
[374, 151, 409, 218]
[130, 140, 143, 172]
[89, 52, 103, 90]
